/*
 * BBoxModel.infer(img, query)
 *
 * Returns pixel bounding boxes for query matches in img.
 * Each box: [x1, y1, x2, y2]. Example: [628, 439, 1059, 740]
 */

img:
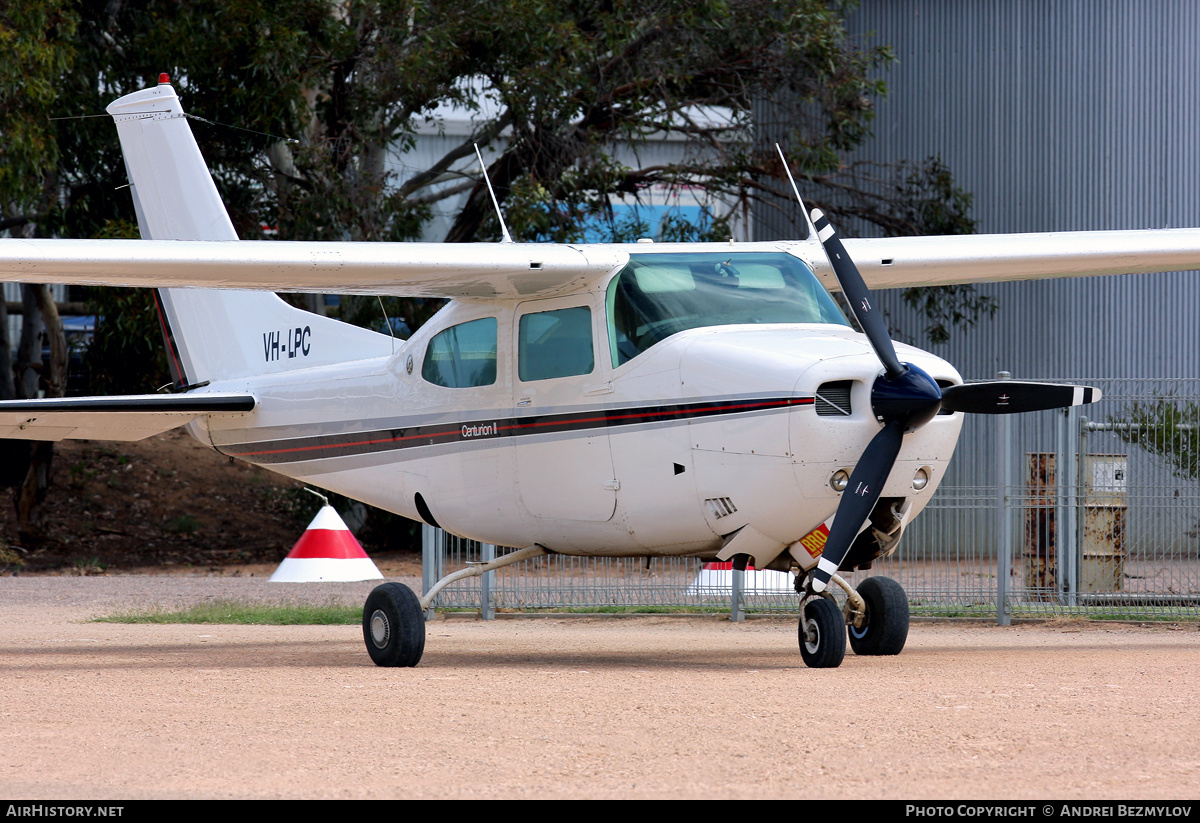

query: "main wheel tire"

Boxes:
[847, 576, 909, 656]
[798, 597, 846, 668]
[363, 583, 426, 667]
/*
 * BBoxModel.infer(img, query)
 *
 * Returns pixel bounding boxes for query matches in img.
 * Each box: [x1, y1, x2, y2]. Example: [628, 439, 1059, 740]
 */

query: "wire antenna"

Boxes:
[775, 143, 818, 241]
[474, 143, 513, 243]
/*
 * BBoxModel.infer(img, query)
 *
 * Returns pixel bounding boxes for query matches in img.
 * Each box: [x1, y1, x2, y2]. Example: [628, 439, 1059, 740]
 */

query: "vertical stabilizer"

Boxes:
[106, 78, 393, 385]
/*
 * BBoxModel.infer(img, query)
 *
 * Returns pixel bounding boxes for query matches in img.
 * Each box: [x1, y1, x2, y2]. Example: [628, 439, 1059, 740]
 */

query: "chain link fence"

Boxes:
[421, 378, 1200, 622]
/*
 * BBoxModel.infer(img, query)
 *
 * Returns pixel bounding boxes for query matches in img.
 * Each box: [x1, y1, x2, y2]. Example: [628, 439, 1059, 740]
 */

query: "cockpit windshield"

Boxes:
[605, 251, 848, 366]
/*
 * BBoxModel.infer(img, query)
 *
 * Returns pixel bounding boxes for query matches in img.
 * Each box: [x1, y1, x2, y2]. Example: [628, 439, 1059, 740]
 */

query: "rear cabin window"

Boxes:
[422, 317, 497, 388]
[518, 306, 594, 382]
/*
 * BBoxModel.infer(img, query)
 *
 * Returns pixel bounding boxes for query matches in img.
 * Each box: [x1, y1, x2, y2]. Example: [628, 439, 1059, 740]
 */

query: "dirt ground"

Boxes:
[0, 429, 423, 575]
[1, 575, 1199, 799]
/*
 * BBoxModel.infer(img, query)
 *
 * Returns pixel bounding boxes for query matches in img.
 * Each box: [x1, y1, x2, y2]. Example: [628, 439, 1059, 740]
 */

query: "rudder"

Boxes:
[106, 77, 392, 386]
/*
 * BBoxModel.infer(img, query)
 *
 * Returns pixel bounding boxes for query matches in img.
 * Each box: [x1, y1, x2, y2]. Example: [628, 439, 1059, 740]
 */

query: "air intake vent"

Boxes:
[705, 497, 738, 519]
[815, 381, 853, 416]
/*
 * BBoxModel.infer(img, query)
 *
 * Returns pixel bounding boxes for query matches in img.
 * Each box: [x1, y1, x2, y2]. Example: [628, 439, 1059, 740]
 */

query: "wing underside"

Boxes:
[0, 394, 255, 442]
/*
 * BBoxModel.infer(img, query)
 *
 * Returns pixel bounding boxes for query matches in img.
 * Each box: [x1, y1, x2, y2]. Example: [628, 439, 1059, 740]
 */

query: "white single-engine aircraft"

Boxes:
[3, 79, 1200, 668]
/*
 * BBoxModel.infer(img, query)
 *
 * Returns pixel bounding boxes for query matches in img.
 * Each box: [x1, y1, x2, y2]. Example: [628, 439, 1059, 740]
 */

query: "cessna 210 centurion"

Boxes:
[3, 79, 1200, 668]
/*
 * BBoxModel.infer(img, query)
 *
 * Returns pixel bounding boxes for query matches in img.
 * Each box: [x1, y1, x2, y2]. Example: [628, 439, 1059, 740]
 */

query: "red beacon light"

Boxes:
[158, 73, 170, 85]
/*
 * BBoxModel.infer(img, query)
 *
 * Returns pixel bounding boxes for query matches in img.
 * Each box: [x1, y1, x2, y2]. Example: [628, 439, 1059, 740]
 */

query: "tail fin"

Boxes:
[106, 78, 393, 386]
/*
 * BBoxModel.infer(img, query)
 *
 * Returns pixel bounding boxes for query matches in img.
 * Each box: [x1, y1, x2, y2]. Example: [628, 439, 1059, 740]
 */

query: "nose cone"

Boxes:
[871, 364, 943, 432]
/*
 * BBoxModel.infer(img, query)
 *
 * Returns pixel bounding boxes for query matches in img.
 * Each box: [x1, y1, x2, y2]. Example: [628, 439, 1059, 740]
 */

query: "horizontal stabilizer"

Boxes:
[0, 393, 255, 442]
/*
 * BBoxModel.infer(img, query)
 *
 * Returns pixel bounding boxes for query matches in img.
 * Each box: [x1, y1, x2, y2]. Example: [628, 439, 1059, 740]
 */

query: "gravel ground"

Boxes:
[2, 574, 1199, 799]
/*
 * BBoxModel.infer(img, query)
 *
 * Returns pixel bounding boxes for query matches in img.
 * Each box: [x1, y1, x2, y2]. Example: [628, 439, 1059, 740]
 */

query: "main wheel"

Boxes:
[798, 597, 846, 668]
[847, 576, 909, 656]
[363, 583, 426, 667]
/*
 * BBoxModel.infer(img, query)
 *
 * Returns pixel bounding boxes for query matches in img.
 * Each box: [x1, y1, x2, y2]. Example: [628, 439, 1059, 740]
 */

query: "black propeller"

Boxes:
[803, 206, 1101, 593]
[940, 381, 1098, 414]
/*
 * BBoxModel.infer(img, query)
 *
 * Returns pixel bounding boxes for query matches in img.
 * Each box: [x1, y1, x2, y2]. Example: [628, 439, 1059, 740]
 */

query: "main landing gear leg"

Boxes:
[362, 545, 549, 667]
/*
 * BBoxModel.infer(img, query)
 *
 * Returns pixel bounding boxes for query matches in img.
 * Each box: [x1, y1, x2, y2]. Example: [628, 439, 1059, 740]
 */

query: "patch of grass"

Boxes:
[500, 605, 732, 615]
[0, 544, 24, 568]
[95, 600, 361, 625]
[74, 556, 106, 574]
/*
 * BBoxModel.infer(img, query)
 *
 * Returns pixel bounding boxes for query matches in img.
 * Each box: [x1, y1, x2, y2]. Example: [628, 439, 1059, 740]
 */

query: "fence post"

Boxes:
[730, 566, 745, 622]
[421, 524, 439, 619]
[481, 542, 496, 620]
[1056, 407, 1084, 607]
[996, 370, 1012, 626]
[1063, 405, 1080, 605]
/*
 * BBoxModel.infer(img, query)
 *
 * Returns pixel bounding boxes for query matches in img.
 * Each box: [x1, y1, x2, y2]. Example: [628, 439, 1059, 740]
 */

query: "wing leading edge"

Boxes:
[4, 228, 1200, 298]
[832, 228, 1200, 290]
[0, 393, 256, 442]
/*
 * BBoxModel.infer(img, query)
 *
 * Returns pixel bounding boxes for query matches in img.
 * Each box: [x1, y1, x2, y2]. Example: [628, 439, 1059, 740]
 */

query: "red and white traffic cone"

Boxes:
[269, 504, 384, 582]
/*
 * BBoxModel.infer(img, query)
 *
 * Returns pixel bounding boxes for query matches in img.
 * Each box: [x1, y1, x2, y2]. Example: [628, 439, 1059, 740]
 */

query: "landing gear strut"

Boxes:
[362, 546, 550, 667]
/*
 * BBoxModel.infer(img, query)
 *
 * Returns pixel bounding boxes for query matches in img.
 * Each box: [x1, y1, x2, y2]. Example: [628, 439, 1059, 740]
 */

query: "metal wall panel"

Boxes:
[834, 0, 1200, 385]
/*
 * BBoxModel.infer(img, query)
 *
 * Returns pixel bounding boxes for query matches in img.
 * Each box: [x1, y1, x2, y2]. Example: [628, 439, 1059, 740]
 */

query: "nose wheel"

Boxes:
[797, 574, 910, 668]
[847, 576, 909, 656]
[798, 596, 846, 668]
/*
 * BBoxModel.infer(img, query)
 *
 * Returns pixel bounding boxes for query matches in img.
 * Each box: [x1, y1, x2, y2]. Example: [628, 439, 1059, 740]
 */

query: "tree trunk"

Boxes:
[12, 284, 66, 542]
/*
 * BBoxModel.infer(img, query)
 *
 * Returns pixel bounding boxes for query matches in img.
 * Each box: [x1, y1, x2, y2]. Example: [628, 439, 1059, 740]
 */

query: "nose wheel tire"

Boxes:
[363, 583, 426, 667]
[798, 597, 846, 668]
[847, 576, 909, 656]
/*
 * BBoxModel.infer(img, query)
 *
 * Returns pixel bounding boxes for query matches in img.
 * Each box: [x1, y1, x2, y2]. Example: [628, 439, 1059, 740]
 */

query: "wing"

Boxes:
[0, 236, 625, 299]
[5, 227, 1200, 299]
[835, 229, 1200, 290]
[0, 394, 255, 441]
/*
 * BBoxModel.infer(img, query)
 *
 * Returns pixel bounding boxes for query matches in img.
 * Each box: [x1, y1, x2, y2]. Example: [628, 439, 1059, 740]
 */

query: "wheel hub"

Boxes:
[370, 610, 391, 648]
[803, 617, 820, 653]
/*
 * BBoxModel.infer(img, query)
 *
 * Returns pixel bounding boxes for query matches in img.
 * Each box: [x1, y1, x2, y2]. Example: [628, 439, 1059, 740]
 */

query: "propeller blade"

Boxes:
[810, 209, 906, 381]
[810, 419, 905, 593]
[940, 381, 1102, 414]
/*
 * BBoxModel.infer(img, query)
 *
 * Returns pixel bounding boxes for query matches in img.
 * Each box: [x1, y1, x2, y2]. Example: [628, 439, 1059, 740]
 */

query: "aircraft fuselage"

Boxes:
[192, 248, 964, 572]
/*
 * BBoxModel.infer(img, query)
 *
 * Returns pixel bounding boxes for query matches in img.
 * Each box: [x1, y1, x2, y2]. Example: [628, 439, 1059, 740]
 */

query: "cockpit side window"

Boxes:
[518, 306, 594, 382]
[422, 317, 498, 388]
[605, 252, 848, 366]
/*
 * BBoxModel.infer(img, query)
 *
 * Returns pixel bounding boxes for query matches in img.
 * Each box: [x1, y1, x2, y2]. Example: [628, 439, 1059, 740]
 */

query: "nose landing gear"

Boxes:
[796, 573, 910, 668]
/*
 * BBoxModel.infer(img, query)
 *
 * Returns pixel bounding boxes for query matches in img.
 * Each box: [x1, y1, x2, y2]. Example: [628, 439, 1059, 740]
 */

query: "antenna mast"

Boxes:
[474, 143, 513, 244]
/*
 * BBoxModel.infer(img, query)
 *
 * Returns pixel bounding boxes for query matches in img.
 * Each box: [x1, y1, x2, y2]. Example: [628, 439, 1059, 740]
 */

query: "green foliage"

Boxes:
[810, 156, 990, 343]
[1112, 397, 1200, 482]
[0, 0, 77, 223]
[96, 600, 361, 625]
[895, 159, 995, 343]
[267, 0, 899, 244]
[77, 221, 171, 393]
[4, 0, 981, 350]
